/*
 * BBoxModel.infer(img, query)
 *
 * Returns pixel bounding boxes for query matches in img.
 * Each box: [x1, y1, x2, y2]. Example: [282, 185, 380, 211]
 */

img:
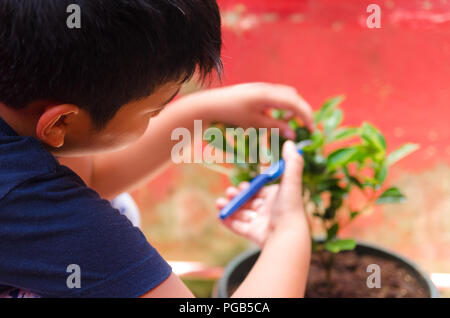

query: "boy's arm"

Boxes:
[141, 221, 309, 298]
[90, 83, 314, 199]
[229, 217, 310, 297]
[141, 141, 311, 298]
[142, 218, 309, 298]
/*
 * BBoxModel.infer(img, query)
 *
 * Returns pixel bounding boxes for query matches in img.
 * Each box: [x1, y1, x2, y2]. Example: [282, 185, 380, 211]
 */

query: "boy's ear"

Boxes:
[36, 104, 80, 148]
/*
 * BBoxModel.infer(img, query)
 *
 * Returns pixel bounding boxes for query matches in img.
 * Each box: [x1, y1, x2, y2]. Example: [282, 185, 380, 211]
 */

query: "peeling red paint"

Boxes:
[389, 10, 450, 27]
[137, 0, 450, 284]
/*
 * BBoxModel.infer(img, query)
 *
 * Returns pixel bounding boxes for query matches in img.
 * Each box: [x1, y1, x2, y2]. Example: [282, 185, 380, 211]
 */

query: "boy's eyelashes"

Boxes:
[146, 87, 181, 116]
[147, 107, 165, 116]
[161, 88, 181, 106]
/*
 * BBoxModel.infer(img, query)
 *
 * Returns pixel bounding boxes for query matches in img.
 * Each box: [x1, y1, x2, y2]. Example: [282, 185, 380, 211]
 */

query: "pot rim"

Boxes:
[216, 240, 440, 298]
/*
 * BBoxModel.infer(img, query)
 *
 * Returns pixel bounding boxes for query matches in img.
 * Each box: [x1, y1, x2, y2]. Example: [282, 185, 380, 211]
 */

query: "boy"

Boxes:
[0, 0, 312, 297]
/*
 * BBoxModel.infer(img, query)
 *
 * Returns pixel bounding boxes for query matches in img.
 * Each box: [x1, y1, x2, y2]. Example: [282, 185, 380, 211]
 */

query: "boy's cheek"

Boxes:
[51, 108, 151, 157]
[64, 120, 148, 156]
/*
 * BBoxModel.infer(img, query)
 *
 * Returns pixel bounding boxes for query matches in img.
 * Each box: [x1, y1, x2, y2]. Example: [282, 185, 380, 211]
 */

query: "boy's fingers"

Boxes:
[282, 110, 294, 120]
[225, 186, 240, 198]
[251, 198, 264, 210]
[228, 210, 257, 222]
[238, 182, 250, 190]
[277, 98, 314, 131]
[226, 183, 276, 200]
[220, 182, 254, 211]
[256, 115, 296, 139]
[223, 219, 250, 236]
[256, 85, 315, 131]
[279, 140, 304, 200]
[293, 95, 315, 131]
[279, 87, 315, 131]
[216, 197, 229, 209]
[226, 182, 249, 198]
[256, 184, 278, 198]
[217, 196, 253, 211]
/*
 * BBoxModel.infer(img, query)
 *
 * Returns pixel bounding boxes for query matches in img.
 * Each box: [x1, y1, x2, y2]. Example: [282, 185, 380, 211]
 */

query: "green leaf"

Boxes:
[324, 206, 337, 220]
[352, 145, 373, 164]
[229, 167, 253, 185]
[362, 176, 379, 188]
[327, 223, 339, 240]
[325, 239, 357, 253]
[329, 127, 360, 142]
[350, 211, 359, 220]
[386, 143, 419, 166]
[312, 194, 323, 207]
[376, 187, 406, 204]
[330, 194, 344, 209]
[288, 118, 299, 130]
[309, 154, 327, 174]
[303, 130, 324, 151]
[375, 162, 388, 184]
[361, 123, 386, 153]
[348, 175, 364, 189]
[314, 95, 344, 124]
[327, 147, 359, 170]
[294, 127, 311, 142]
[324, 109, 343, 136]
[317, 178, 346, 194]
[208, 129, 235, 154]
[271, 109, 285, 119]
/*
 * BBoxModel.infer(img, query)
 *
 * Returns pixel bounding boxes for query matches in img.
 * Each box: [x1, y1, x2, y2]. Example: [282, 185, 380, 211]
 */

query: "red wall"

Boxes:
[217, 0, 450, 170]
[139, 0, 450, 276]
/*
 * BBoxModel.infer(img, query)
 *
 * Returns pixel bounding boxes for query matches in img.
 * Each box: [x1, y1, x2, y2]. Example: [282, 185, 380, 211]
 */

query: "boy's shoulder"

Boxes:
[0, 117, 59, 201]
[0, 117, 172, 297]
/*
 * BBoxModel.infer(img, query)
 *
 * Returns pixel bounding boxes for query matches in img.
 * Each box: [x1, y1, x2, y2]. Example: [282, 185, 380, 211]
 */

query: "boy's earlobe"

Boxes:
[36, 104, 79, 148]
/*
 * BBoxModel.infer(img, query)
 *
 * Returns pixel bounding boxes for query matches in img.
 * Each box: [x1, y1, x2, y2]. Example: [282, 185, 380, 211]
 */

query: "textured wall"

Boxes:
[137, 0, 450, 281]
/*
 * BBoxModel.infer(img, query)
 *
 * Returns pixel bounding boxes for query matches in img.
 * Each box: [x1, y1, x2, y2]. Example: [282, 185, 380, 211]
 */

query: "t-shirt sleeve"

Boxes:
[0, 166, 172, 298]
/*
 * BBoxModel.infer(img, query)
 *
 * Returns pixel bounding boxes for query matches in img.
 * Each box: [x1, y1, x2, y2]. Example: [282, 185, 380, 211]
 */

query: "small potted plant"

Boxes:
[208, 96, 438, 298]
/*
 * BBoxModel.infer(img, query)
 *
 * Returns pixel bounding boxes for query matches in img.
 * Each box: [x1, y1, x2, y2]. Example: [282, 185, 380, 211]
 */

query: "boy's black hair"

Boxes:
[0, 0, 222, 128]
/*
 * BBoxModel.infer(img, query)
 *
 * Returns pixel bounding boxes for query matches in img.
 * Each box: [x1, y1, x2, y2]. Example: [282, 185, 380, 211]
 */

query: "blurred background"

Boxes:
[132, 0, 450, 296]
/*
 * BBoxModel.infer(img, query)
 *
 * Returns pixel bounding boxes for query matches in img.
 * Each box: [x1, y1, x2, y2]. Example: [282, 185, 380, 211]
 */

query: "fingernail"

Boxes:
[216, 198, 226, 205]
[283, 140, 296, 153]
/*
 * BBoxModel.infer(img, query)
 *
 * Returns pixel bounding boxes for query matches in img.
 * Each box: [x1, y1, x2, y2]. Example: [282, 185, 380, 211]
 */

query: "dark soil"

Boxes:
[305, 251, 428, 298]
[227, 250, 429, 298]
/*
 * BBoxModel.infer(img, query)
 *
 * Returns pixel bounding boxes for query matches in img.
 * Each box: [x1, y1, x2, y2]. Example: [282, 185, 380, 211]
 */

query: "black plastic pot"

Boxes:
[214, 241, 439, 298]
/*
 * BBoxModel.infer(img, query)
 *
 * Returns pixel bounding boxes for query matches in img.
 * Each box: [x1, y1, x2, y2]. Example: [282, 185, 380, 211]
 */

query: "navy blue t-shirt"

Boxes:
[0, 117, 171, 297]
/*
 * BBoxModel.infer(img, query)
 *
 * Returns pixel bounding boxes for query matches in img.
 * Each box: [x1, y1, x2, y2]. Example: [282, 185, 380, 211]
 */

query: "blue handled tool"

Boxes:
[219, 140, 312, 220]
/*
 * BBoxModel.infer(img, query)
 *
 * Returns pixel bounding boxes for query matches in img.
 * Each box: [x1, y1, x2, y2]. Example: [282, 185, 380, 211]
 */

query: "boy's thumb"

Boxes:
[280, 141, 304, 198]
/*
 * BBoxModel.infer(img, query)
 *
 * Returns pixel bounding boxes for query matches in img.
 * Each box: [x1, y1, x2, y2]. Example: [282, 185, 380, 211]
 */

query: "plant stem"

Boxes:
[318, 216, 336, 294]
[325, 252, 335, 293]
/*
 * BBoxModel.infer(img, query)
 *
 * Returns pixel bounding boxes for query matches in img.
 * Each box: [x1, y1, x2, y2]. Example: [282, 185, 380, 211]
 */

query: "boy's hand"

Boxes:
[191, 83, 315, 138]
[216, 141, 309, 247]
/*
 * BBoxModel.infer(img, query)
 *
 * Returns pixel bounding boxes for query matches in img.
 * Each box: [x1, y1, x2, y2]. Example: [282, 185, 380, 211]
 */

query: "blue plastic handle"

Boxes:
[219, 173, 271, 220]
[219, 141, 310, 220]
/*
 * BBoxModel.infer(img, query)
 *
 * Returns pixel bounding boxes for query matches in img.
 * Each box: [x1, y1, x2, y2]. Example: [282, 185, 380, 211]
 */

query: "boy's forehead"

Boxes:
[125, 81, 181, 110]
[157, 81, 182, 94]
[153, 82, 181, 103]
